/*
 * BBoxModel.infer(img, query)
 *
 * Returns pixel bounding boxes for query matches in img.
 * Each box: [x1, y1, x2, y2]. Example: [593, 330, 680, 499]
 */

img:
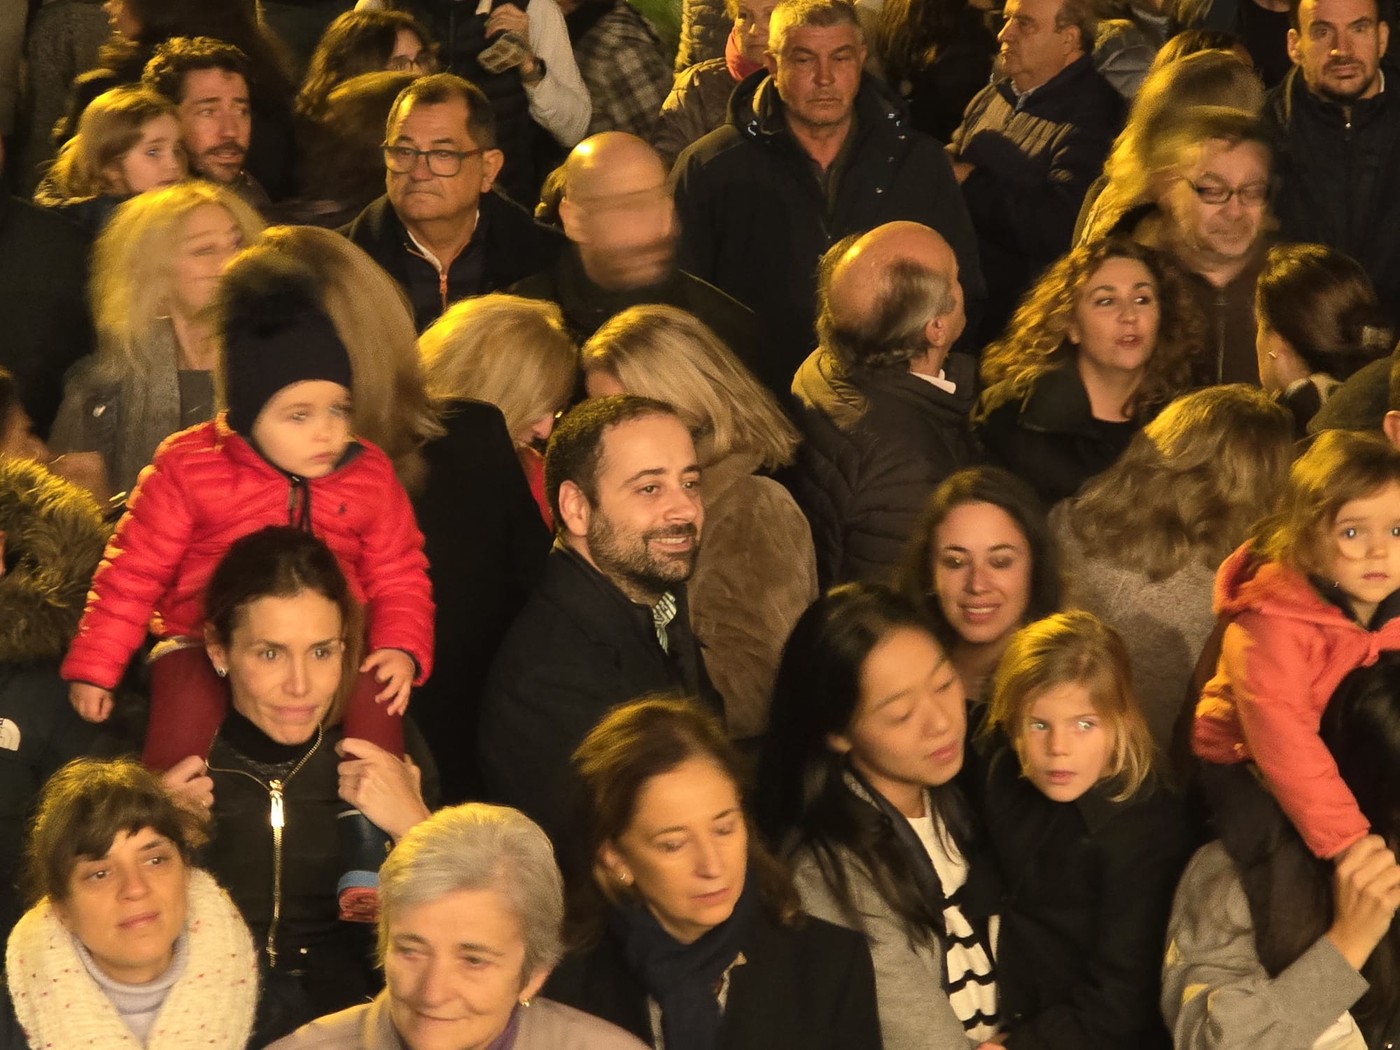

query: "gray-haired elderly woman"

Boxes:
[269, 803, 647, 1050]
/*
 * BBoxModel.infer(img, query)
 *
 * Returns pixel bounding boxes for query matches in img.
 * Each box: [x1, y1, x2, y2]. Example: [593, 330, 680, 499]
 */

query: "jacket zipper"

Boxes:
[207, 725, 324, 969]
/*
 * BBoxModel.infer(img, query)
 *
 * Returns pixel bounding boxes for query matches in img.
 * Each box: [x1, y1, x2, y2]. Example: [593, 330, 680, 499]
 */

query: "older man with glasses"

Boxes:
[343, 72, 564, 331]
[1115, 106, 1275, 386]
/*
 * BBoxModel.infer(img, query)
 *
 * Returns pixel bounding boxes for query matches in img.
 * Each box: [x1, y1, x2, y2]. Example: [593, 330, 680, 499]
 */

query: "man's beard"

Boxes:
[588, 514, 699, 603]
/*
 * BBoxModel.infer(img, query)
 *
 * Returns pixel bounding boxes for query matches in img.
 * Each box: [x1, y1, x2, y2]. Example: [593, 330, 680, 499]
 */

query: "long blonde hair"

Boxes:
[988, 611, 1155, 802]
[581, 305, 799, 470]
[91, 183, 264, 378]
[250, 226, 438, 490]
[35, 86, 180, 204]
[419, 295, 578, 445]
[1065, 385, 1293, 581]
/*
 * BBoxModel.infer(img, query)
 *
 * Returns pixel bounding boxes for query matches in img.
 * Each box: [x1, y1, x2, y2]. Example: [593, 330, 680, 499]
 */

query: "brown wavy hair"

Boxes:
[977, 237, 1206, 422]
[1064, 385, 1294, 581]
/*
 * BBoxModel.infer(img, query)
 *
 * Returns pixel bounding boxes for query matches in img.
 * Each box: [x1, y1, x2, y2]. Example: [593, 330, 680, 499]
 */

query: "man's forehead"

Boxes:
[180, 68, 248, 102]
[392, 98, 473, 141]
[779, 21, 862, 53]
[1300, 0, 1380, 27]
[1183, 138, 1270, 178]
[597, 415, 696, 478]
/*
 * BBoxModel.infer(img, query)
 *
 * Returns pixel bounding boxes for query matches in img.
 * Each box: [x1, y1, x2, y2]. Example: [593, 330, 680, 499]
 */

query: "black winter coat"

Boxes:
[342, 193, 565, 332]
[671, 71, 985, 395]
[203, 713, 438, 1019]
[790, 348, 979, 587]
[972, 741, 1192, 1050]
[411, 401, 550, 804]
[479, 549, 722, 844]
[974, 357, 1145, 506]
[0, 193, 93, 438]
[511, 247, 771, 394]
[950, 55, 1122, 339]
[1266, 64, 1400, 310]
[545, 910, 885, 1049]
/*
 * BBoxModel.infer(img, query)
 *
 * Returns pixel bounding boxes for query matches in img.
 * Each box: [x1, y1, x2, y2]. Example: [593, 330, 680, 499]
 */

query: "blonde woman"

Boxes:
[1051, 385, 1294, 747]
[420, 294, 579, 525]
[33, 84, 186, 232]
[252, 225, 439, 491]
[414, 293, 560, 803]
[48, 182, 263, 498]
[581, 304, 817, 740]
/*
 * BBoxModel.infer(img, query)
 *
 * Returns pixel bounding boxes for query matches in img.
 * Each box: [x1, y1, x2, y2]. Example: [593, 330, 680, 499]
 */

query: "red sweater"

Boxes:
[62, 417, 434, 691]
[1193, 543, 1400, 859]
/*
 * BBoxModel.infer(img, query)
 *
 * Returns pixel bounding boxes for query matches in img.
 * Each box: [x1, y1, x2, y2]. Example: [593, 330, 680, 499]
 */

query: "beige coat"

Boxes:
[267, 992, 648, 1049]
[688, 453, 818, 740]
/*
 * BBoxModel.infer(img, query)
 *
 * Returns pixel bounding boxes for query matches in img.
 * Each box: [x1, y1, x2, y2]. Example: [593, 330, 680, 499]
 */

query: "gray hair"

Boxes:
[817, 256, 956, 370]
[378, 804, 564, 978]
[768, 0, 862, 56]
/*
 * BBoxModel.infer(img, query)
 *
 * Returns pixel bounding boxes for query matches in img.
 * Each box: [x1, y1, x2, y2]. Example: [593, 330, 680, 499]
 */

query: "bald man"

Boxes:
[790, 221, 978, 585]
[513, 132, 768, 384]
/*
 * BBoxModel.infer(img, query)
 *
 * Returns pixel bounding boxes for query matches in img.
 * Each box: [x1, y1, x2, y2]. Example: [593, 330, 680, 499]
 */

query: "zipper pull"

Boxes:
[270, 780, 285, 829]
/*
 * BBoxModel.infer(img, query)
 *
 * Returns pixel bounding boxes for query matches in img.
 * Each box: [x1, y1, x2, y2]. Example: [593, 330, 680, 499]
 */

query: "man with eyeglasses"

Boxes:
[1132, 108, 1274, 385]
[1267, 0, 1400, 309]
[343, 73, 564, 331]
[947, 0, 1122, 343]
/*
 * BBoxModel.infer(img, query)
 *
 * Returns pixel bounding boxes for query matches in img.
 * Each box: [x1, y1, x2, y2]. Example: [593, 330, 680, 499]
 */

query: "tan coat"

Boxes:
[267, 992, 648, 1050]
[688, 453, 818, 740]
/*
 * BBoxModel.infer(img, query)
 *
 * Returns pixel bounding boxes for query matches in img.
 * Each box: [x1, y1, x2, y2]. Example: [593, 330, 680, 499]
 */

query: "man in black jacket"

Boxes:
[1267, 0, 1400, 308]
[479, 395, 723, 843]
[343, 73, 563, 331]
[513, 131, 770, 387]
[949, 0, 1122, 339]
[670, 0, 983, 394]
[792, 221, 978, 586]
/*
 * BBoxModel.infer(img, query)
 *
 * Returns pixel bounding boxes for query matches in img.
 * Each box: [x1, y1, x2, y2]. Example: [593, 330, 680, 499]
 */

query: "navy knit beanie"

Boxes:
[218, 255, 353, 436]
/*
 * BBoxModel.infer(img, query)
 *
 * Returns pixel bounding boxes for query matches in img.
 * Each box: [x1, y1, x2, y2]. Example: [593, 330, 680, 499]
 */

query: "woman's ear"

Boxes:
[825, 732, 853, 756]
[519, 966, 551, 1004]
[204, 624, 228, 678]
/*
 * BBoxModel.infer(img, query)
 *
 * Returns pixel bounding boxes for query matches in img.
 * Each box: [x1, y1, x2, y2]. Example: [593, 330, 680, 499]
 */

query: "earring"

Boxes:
[519, 997, 533, 1008]
[616, 869, 633, 886]
[215, 666, 227, 678]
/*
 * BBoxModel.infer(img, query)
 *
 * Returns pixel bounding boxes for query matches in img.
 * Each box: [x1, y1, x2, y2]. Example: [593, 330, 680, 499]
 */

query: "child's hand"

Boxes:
[361, 648, 414, 715]
[161, 756, 214, 818]
[1327, 834, 1400, 970]
[70, 682, 114, 722]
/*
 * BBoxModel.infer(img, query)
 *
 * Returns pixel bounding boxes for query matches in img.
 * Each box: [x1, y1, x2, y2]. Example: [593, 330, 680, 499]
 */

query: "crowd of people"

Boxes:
[4, 0, 1400, 1045]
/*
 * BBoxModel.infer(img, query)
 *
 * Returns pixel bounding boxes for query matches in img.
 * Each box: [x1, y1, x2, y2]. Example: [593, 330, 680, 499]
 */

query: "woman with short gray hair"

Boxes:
[270, 803, 647, 1050]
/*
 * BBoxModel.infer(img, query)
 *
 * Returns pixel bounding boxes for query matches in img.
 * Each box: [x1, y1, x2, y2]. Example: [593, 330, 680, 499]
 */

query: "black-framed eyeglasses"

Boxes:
[1182, 178, 1270, 206]
[386, 48, 439, 73]
[382, 144, 482, 177]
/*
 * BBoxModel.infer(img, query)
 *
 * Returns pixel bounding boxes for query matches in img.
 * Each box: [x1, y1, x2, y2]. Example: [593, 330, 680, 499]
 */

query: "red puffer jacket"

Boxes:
[62, 417, 434, 691]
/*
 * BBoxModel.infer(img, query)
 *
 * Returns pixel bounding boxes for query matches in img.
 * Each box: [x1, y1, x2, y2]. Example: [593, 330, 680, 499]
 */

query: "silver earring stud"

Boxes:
[215, 666, 227, 678]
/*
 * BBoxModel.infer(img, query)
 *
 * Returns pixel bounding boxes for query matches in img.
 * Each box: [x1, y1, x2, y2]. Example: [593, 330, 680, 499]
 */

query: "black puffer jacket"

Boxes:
[790, 348, 979, 587]
[1266, 63, 1400, 309]
[671, 71, 985, 394]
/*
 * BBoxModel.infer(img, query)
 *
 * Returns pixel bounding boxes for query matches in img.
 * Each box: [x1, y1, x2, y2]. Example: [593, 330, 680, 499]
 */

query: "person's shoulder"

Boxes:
[518, 998, 650, 1049]
[0, 192, 91, 251]
[674, 57, 729, 92]
[264, 1001, 373, 1048]
[340, 194, 397, 245]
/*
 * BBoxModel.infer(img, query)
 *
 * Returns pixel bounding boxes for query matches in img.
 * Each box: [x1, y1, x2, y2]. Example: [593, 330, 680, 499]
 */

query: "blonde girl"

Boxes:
[980, 610, 1191, 1049]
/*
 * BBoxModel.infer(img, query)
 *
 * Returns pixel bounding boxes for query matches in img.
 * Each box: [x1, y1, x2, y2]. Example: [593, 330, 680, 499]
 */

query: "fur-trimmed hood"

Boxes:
[0, 458, 107, 665]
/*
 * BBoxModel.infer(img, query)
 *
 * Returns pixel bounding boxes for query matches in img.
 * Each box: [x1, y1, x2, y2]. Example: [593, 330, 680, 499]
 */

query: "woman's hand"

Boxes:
[336, 737, 430, 841]
[70, 682, 114, 722]
[361, 648, 414, 714]
[161, 755, 214, 817]
[1327, 834, 1400, 970]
